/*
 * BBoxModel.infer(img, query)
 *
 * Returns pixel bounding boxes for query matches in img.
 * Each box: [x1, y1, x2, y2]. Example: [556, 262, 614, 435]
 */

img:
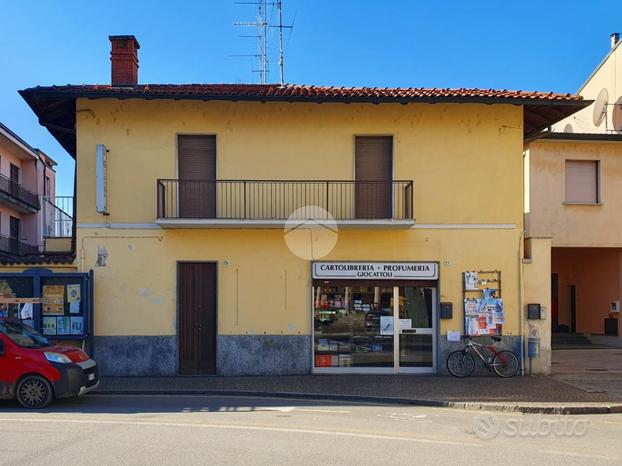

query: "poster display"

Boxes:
[42, 285, 65, 315]
[0, 272, 89, 340]
[464, 289, 505, 336]
[70, 317, 84, 335]
[380, 315, 394, 335]
[464, 272, 479, 291]
[42, 317, 57, 335]
[56, 316, 71, 335]
[67, 284, 81, 303]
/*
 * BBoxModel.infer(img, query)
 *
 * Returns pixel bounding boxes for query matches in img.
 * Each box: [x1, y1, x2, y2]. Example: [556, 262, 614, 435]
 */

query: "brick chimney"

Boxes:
[109, 35, 140, 86]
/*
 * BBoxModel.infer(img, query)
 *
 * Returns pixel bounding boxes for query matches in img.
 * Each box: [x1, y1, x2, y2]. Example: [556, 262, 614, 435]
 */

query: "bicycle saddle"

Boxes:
[491, 336, 502, 342]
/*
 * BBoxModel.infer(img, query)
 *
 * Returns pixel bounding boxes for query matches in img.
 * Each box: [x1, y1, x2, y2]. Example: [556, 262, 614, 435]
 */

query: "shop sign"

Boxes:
[312, 261, 438, 280]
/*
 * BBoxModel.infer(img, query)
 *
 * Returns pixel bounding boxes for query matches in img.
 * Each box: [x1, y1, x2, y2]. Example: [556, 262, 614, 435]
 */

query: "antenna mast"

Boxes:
[277, 0, 284, 85]
[233, 0, 292, 85]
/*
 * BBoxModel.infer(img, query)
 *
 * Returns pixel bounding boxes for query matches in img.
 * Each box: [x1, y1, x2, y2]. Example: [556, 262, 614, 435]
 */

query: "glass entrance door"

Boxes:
[396, 286, 436, 373]
[312, 282, 436, 373]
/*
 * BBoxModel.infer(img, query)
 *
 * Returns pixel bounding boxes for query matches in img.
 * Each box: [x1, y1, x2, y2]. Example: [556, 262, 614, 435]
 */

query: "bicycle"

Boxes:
[446, 335, 520, 378]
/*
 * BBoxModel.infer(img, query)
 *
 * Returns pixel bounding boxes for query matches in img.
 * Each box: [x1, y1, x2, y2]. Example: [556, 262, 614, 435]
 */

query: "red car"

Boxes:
[0, 318, 98, 408]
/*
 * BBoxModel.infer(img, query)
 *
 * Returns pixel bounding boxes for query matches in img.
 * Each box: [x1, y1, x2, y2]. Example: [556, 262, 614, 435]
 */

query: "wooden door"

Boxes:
[355, 136, 392, 218]
[178, 135, 217, 218]
[178, 262, 217, 375]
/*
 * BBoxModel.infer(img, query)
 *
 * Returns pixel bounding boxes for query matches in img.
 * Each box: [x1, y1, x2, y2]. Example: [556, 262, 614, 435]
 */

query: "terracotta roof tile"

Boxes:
[0, 253, 75, 266]
[22, 83, 583, 104]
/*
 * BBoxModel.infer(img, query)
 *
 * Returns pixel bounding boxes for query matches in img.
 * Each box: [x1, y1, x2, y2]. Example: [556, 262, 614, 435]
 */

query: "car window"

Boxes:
[0, 321, 51, 349]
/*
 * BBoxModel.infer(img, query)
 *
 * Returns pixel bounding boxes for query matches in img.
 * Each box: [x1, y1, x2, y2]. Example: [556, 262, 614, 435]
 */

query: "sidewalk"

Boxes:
[97, 375, 622, 415]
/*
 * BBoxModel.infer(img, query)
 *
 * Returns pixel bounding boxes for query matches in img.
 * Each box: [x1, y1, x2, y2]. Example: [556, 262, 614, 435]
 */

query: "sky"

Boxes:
[1, 0, 622, 196]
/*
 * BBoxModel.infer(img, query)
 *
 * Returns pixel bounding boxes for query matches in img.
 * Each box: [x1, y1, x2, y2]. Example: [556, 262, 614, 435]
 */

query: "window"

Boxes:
[44, 176, 51, 196]
[565, 160, 599, 204]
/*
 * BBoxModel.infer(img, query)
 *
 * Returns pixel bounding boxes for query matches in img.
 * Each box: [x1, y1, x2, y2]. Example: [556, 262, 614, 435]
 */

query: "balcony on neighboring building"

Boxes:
[0, 234, 39, 256]
[156, 180, 414, 228]
[0, 173, 40, 213]
[42, 196, 73, 252]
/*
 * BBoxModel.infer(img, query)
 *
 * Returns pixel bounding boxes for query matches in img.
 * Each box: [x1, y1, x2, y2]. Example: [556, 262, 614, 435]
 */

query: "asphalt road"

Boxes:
[1, 395, 622, 465]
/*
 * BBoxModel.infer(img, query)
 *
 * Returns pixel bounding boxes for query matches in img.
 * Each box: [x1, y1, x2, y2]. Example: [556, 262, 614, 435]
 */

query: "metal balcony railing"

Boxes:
[157, 180, 414, 221]
[0, 234, 39, 256]
[42, 196, 74, 238]
[0, 173, 40, 210]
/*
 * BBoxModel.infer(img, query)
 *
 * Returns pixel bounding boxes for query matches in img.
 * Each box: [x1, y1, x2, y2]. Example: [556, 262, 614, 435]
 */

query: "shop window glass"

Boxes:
[313, 282, 394, 368]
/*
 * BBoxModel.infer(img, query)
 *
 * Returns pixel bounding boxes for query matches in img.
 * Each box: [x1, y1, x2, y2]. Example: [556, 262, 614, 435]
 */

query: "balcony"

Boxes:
[0, 173, 40, 213]
[156, 180, 414, 228]
[0, 234, 39, 256]
[42, 196, 74, 253]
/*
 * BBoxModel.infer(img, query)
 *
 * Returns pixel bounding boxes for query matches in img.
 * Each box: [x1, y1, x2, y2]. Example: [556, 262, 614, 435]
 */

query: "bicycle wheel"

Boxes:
[447, 350, 476, 378]
[492, 351, 520, 378]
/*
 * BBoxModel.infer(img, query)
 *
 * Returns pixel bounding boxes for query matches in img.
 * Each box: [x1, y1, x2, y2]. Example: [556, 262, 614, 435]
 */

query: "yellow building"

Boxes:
[526, 33, 622, 350]
[18, 35, 587, 376]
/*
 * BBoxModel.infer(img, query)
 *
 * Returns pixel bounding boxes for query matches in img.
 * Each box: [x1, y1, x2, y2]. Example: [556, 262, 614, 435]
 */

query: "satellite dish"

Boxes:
[592, 88, 609, 126]
[612, 96, 622, 132]
[564, 123, 573, 133]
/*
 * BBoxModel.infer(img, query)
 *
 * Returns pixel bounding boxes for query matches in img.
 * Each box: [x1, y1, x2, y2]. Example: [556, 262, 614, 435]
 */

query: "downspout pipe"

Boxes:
[518, 229, 525, 376]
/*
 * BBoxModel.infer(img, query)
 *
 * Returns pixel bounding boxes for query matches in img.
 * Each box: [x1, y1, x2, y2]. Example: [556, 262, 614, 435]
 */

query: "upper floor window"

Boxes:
[44, 176, 51, 196]
[565, 160, 600, 204]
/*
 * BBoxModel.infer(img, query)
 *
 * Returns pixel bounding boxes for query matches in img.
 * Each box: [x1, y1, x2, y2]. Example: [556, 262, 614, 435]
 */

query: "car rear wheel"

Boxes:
[16, 375, 53, 409]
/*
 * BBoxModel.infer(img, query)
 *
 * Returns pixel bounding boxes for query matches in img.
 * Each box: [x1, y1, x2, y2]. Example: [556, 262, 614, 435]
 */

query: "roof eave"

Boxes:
[18, 87, 589, 158]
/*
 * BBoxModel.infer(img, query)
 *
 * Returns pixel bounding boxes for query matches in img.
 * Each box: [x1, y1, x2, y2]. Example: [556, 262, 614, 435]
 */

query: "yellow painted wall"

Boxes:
[74, 99, 525, 338]
[527, 139, 622, 247]
[78, 227, 522, 337]
[76, 99, 524, 225]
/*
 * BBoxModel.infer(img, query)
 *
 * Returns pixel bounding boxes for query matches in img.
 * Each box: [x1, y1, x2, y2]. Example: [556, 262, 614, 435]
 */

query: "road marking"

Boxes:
[292, 408, 351, 414]
[378, 413, 429, 421]
[0, 417, 479, 447]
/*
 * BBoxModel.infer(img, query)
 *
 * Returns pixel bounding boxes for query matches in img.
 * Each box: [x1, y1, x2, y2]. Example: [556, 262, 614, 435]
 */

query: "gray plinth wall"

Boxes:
[217, 335, 312, 376]
[93, 334, 311, 376]
[93, 336, 177, 376]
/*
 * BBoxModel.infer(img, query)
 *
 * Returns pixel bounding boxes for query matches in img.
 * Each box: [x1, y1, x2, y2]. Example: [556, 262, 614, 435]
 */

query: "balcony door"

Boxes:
[178, 135, 216, 218]
[9, 164, 20, 198]
[355, 136, 392, 219]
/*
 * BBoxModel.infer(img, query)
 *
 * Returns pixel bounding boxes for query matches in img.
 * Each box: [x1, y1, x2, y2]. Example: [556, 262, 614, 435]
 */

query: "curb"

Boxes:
[91, 389, 622, 415]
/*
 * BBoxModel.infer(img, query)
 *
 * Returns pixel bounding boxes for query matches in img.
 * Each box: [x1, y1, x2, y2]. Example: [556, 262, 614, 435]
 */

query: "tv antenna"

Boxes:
[233, 0, 293, 85]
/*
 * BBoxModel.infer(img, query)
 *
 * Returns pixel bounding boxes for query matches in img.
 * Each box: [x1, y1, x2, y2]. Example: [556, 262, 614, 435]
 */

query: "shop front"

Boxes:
[312, 261, 439, 374]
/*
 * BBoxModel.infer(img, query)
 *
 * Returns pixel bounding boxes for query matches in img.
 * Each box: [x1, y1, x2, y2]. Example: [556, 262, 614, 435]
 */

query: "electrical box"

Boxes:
[527, 303, 544, 320]
[440, 302, 453, 319]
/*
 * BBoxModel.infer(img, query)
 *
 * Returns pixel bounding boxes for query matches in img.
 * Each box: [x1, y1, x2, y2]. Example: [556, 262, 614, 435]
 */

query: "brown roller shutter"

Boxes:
[178, 135, 216, 218]
[355, 136, 392, 218]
